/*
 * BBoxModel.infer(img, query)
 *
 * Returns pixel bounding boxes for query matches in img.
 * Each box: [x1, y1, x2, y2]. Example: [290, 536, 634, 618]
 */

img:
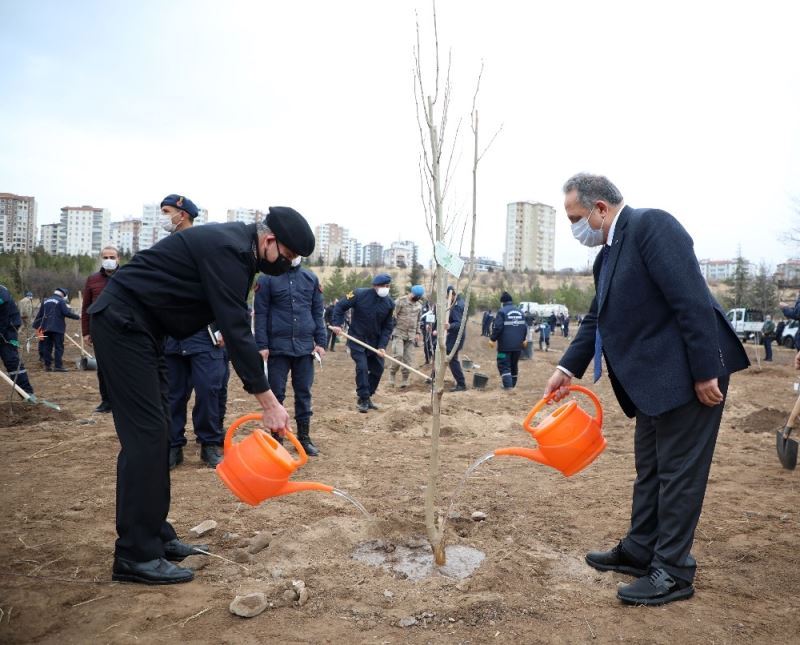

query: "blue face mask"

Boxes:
[571, 208, 605, 247]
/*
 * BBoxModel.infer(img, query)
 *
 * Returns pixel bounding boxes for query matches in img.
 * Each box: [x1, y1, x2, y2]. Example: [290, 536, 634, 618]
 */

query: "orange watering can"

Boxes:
[216, 413, 333, 506]
[494, 385, 606, 477]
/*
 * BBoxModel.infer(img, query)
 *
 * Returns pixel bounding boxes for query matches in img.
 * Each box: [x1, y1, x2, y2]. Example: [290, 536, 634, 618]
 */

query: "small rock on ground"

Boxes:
[471, 511, 487, 522]
[182, 555, 208, 571]
[298, 587, 310, 606]
[230, 592, 269, 618]
[248, 532, 271, 554]
[398, 616, 418, 627]
[189, 519, 217, 537]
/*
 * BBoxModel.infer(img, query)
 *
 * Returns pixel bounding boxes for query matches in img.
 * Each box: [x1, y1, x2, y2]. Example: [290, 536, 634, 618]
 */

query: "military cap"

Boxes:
[500, 291, 513, 303]
[372, 273, 392, 286]
[160, 194, 199, 219]
[265, 206, 315, 257]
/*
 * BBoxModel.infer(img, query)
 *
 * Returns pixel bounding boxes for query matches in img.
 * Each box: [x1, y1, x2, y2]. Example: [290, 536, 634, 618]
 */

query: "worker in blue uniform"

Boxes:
[0, 284, 35, 394]
[161, 194, 230, 469]
[254, 262, 327, 455]
[88, 202, 315, 585]
[490, 291, 528, 389]
[444, 285, 467, 392]
[330, 273, 395, 413]
[33, 287, 80, 372]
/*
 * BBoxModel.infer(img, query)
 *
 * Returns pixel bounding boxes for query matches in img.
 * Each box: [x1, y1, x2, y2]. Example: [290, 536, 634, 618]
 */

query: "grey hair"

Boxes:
[101, 245, 119, 255]
[563, 173, 623, 209]
[256, 221, 272, 236]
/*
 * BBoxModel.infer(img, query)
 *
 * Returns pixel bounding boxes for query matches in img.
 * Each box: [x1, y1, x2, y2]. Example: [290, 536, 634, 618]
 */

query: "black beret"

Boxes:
[160, 194, 199, 219]
[265, 206, 315, 257]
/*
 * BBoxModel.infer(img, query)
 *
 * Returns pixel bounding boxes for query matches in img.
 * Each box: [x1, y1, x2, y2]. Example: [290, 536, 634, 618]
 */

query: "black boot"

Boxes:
[357, 398, 369, 413]
[297, 420, 319, 457]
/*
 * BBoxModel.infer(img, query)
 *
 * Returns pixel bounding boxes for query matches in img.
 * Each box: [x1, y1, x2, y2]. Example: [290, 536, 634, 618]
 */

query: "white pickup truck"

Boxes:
[727, 308, 765, 342]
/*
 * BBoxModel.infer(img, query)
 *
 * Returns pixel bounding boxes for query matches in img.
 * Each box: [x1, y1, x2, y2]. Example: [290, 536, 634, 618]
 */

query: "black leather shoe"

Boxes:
[94, 401, 112, 413]
[201, 444, 223, 467]
[617, 568, 694, 606]
[450, 384, 467, 392]
[112, 556, 194, 584]
[163, 539, 209, 562]
[357, 398, 369, 413]
[53, 366, 69, 372]
[168, 446, 183, 470]
[367, 398, 379, 410]
[585, 541, 649, 577]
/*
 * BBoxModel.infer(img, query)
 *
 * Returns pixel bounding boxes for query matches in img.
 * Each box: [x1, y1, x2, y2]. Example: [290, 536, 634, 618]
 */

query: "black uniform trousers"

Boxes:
[166, 350, 227, 448]
[349, 344, 384, 399]
[0, 340, 33, 393]
[267, 354, 314, 422]
[90, 296, 177, 561]
[42, 331, 65, 368]
[496, 350, 521, 388]
[97, 368, 110, 405]
[621, 375, 729, 584]
[448, 348, 465, 387]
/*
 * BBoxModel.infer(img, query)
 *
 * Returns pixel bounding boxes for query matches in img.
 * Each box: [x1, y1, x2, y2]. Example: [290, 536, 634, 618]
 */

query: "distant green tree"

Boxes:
[728, 253, 750, 308]
[749, 263, 778, 314]
[409, 246, 422, 287]
[323, 267, 347, 301]
[335, 254, 346, 268]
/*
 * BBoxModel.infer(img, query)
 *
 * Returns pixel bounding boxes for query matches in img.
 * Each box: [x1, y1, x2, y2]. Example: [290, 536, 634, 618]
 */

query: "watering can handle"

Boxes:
[523, 385, 602, 433]
[224, 413, 308, 467]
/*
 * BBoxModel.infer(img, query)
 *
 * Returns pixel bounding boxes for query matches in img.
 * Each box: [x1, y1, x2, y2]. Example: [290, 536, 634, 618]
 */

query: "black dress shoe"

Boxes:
[617, 568, 694, 606]
[53, 366, 69, 372]
[357, 398, 369, 413]
[201, 444, 223, 467]
[94, 401, 112, 413]
[450, 384, 467, 392]
[585, 541, 649, 576]
[168, 446, 183, 470]
[163, 538, 209, 562]
[112, 557, 194, 585]
[367, 398, 379, 410]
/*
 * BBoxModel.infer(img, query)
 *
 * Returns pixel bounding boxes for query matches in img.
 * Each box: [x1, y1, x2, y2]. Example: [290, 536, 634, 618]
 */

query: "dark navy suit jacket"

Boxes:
[560, 206, 749, 418]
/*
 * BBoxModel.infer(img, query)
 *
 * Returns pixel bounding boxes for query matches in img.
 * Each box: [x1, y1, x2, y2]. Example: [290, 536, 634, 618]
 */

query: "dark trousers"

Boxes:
[763, 337, 773, 361]
[268, 354, 314, 422]
[91, 298, 177, 561]
[1, 340, 33, 394]
[422, 331, 433, 363]
[42, 331, 65, 368]
[166, 351, 227, 448]
[448, 349, 465, 387]
[496, 350, 521, 388]
[621, 375, 729, 583]
[97, 368, 109, 404]
[349, 344, 384, 399]
[327, 329, 337, 351]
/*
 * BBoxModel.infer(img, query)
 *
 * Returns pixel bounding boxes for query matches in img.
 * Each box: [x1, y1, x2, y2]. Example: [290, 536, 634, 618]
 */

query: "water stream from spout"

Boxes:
[332, 488, 371, 518]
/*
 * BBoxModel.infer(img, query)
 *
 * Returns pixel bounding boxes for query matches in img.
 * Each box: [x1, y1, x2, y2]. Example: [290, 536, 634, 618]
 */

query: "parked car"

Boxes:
[727, 308, 765, 342]
[781, 320, 799, 348]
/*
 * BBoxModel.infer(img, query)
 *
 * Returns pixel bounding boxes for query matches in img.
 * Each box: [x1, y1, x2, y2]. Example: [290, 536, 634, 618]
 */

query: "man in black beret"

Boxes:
[89, 202, 314, 585]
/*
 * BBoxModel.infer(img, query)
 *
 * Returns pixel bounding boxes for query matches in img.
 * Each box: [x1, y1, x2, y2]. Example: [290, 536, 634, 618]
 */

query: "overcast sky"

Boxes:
[1, 0, 798, 270]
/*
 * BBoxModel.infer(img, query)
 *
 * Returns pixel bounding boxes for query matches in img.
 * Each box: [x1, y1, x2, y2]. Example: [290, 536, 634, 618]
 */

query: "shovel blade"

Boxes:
[776, 430, 798, 470]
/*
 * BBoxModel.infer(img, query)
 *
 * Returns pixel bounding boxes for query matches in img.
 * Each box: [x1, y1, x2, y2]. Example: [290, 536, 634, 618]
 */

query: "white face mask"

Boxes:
[571, 208, 605, 247]
[377, 287, 390, 298]
[101, 259, 118, 271]
[161, 215, 177, 233]
[291, 256, 302, 267]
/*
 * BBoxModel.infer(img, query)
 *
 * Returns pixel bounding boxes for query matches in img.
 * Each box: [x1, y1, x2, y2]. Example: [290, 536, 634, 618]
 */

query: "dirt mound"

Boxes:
[731, 407, 788, 433]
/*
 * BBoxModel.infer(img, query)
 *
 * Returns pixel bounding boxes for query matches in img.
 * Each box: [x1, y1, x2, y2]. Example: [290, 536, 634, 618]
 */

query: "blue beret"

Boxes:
[411, 285, 425, 297]
[160, 194, 199, 220]
[372, 273, 392, 285]
[55, 287, 68, 297]
[265, 206, 315, 257]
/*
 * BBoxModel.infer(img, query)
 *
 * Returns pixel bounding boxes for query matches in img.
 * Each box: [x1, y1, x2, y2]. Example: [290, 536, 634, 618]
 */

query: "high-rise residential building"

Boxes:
[227, 208, 265, 225]
[139, 203, 160, 250]
[110, 218, 143, 254]
[344, 238, 362, 266]
[0, 193, 37, 252]
[383, 240, 417, 269]
[775, 259, 800, 286]
[699, 259, 753, 282]
[362, 242, 384, 268]
[195, 208, 209, 226]
[57, 205, 111, 256]
[504, 201, 555, 272]
[39, 223, 59, 254]
[314, 223, 349, 264]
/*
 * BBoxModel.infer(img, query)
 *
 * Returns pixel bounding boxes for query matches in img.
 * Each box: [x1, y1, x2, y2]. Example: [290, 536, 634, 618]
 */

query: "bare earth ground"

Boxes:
[1, 318, 799, 644]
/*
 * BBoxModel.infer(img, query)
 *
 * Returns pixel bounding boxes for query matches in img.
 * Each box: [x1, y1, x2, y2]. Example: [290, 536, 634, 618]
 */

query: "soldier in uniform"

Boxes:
[82, 246, 119, 413]
[33, 287, 80, 372]
[490, 292, 528, 389]
[388, 284, 424, 388]
[330, 273, 395, 413]
[0, 284, 35, 395]
[18, 291, 34, 330]
[88, 204, 314, 585]
[158, 195, 230, 469]
[254, 260, 327, 456]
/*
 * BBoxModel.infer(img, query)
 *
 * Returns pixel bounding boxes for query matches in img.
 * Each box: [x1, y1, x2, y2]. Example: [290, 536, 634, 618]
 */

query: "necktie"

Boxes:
[593, 245, 611, 382]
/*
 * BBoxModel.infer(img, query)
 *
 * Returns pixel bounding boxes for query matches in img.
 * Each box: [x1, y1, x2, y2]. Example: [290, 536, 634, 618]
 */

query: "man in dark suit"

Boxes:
[544, 173, 749, 606]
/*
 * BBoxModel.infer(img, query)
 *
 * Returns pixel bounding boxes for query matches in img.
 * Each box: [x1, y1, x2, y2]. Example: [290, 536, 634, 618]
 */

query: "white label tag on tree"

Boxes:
[434, 241, 464, 279]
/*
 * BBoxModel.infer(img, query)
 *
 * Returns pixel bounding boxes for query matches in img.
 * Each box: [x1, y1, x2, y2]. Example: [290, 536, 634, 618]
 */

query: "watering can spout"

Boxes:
[280, 481, 335, 497]
[493, 446, 552, 467]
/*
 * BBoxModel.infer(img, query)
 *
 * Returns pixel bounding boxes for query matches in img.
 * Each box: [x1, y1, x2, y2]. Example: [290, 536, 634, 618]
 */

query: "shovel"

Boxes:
[776, 427, 798, 470]
[329, 327, 432, 384]
[65, 333, 97, 370]
[0, 369, 62, 411]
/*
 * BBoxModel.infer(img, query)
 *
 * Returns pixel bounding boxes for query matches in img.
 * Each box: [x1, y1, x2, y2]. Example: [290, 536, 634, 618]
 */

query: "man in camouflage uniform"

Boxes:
[388, 285, 425, 388]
